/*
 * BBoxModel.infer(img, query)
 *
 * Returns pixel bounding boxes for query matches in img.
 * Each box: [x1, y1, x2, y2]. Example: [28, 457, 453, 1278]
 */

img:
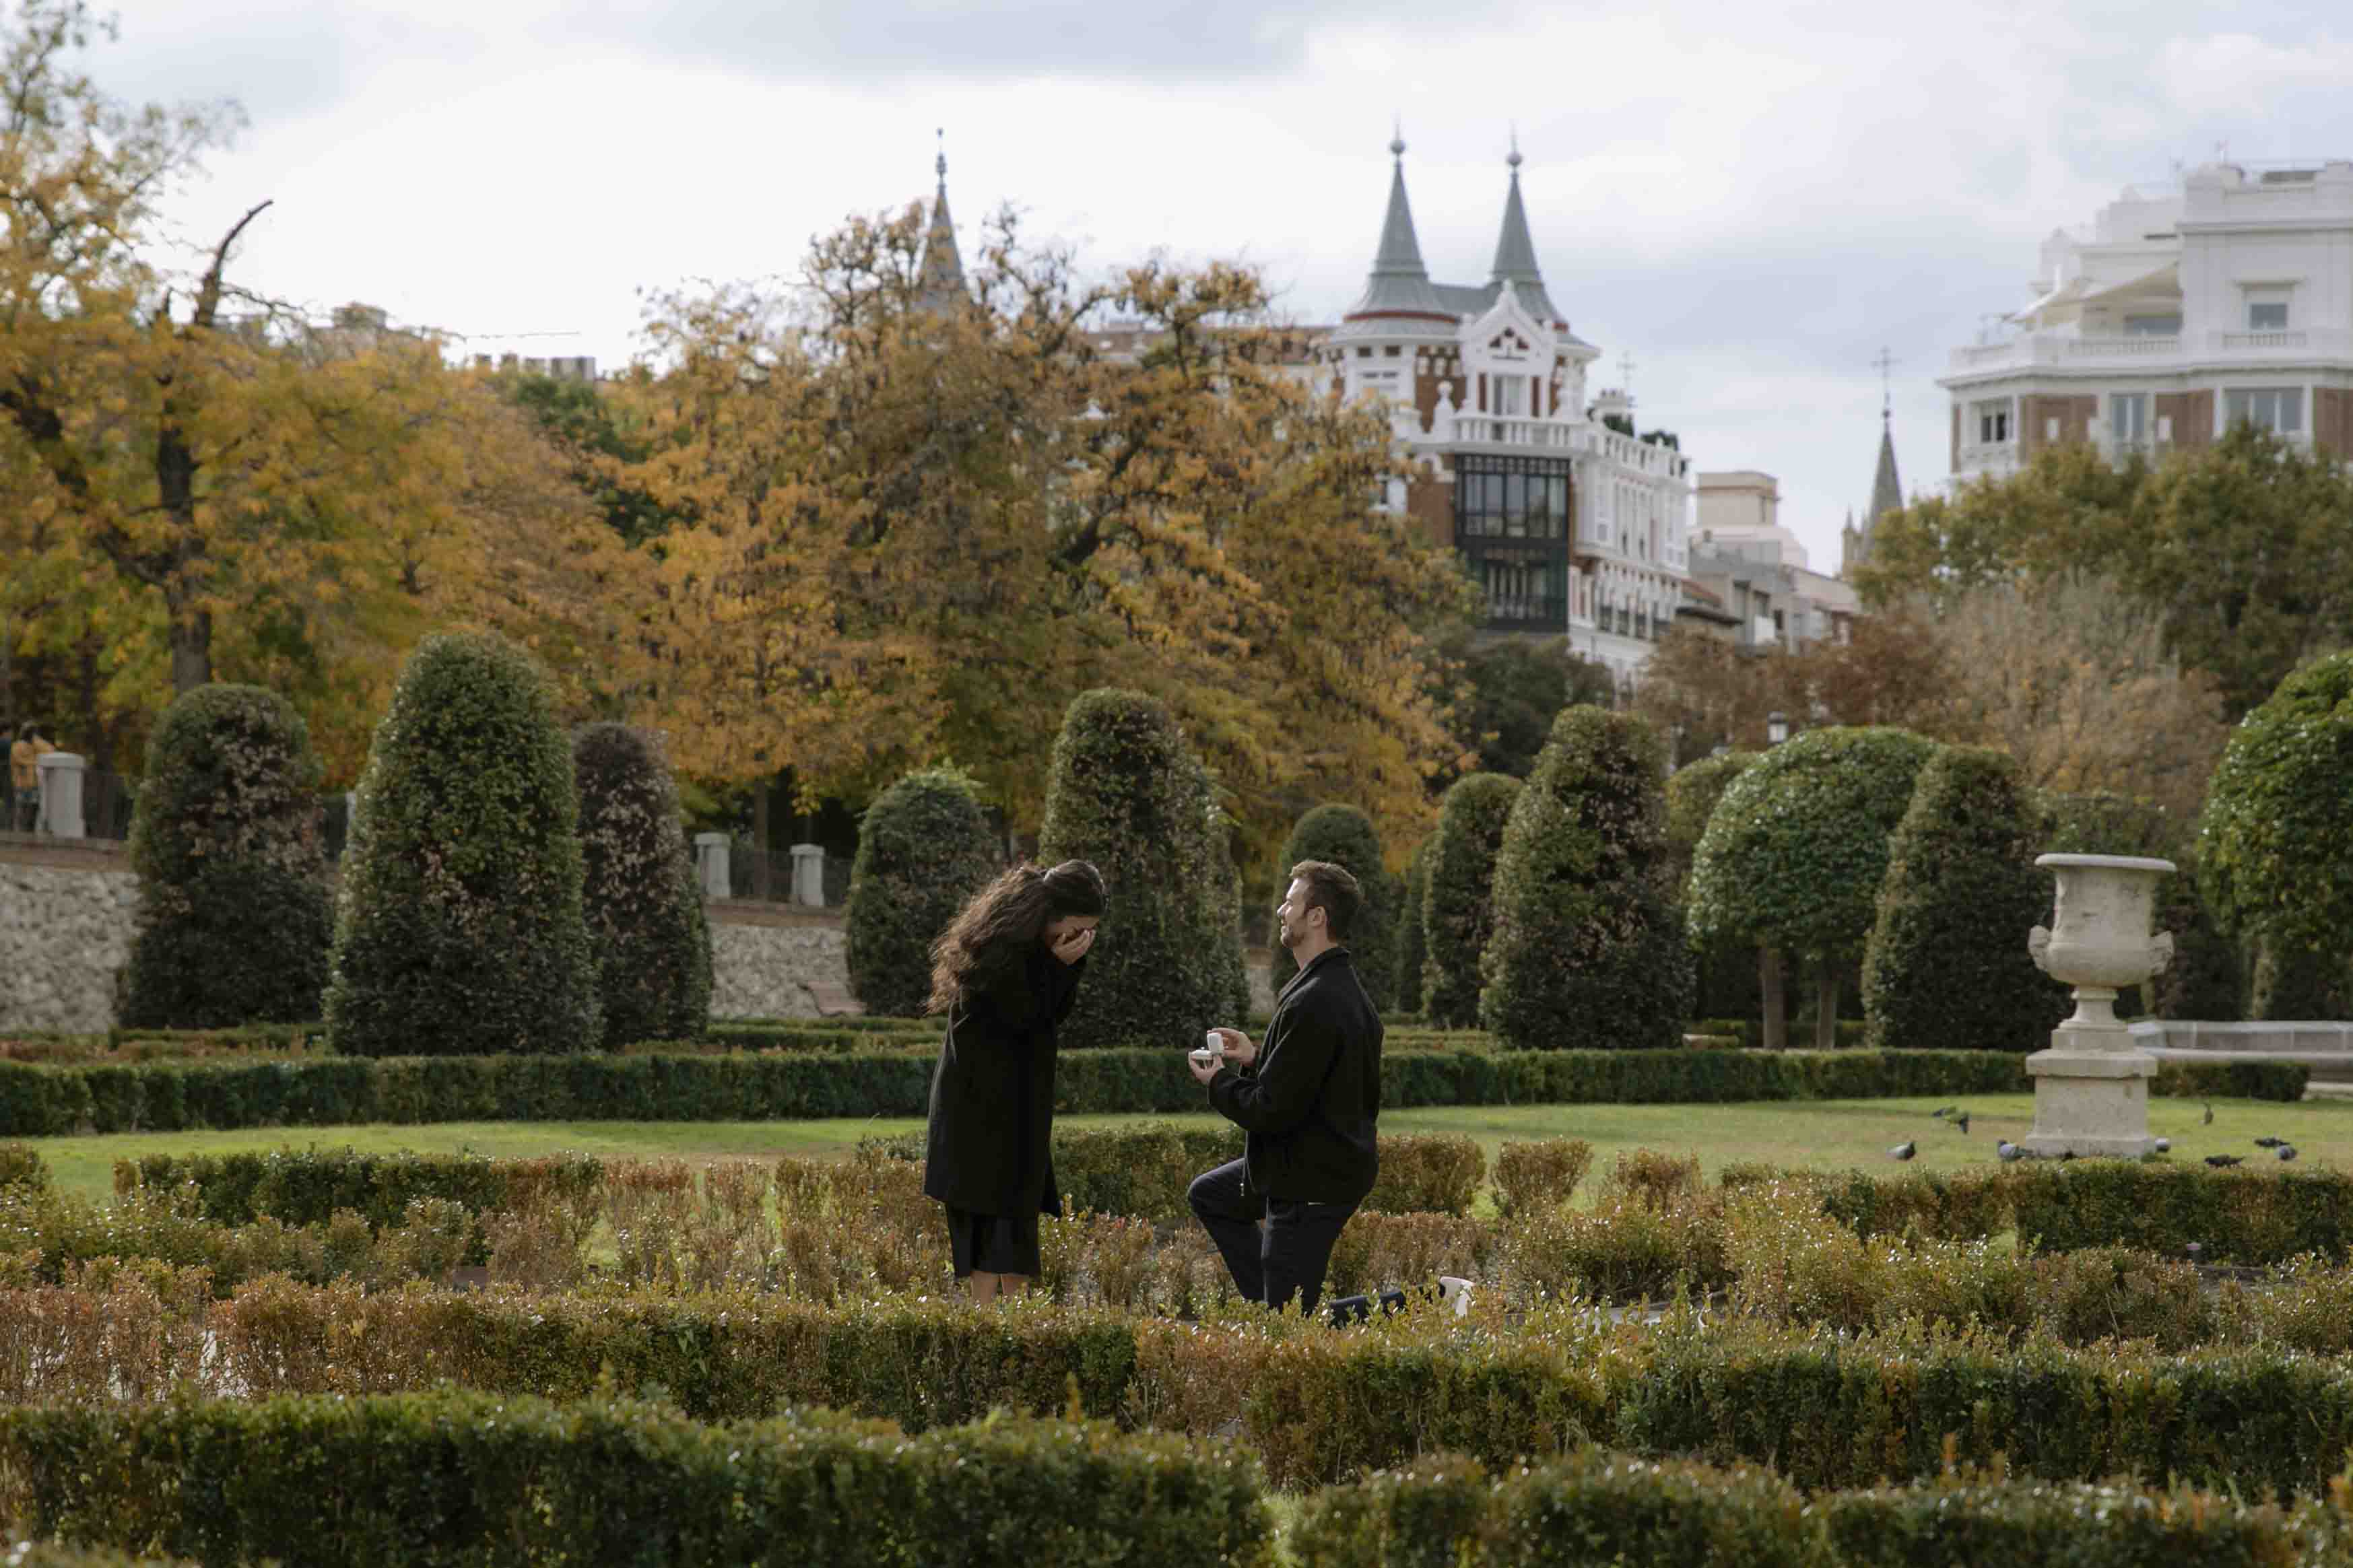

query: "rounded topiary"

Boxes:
[1861, 746, 2067, 1051]
[1203, 800, 1253, 1021]
[1269, 803, 1397, 1007]
[844, 767, 1000, 1017]
[1420, 772, 1522, 1029]
[120, 683, 331, 1028]
[1481, 707, 1690, 1049]
[1035, 689, 1240, 1048]
[1392, 835, 1433, 1016]
[2201, 650, 2353, 1015]
[324, 632, 599, 1056]
[1666, 750, 1761, 1023]
[574, 724, 712, 1046]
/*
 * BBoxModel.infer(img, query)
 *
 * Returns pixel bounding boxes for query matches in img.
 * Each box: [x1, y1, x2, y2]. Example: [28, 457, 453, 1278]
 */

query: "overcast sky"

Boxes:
[93, 0, 2353, 573]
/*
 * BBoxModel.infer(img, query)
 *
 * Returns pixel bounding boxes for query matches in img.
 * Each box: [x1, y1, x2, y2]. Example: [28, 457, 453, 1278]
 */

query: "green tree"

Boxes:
[1665, 750, 1762, 1025]
[1035, 689, 1240, 1048]
[573, 723, 710, 1046]
[1481, 707, 1690, 1048]
[325, 632, 598, 1056]
[1269, 803, 1396, 1006]
[2200, 650, 2353, 1020]
[1420, 773, 1522, 1029]
[1862, 747, 2067, 1050]
[1392, 835, 1433, 1017]
[119, 683, 330, 1027]
[843, 767, 1000, 1017]
[1439, 634, 1616, 783]
[1688, 726, 1938, 1050]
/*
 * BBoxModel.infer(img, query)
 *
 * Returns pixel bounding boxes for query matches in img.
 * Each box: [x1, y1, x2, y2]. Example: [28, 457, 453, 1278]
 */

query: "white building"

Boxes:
[1690, 469, 1860, 652]
[1943, 159, 2353, 480]
[1320, 136, 1694, 685]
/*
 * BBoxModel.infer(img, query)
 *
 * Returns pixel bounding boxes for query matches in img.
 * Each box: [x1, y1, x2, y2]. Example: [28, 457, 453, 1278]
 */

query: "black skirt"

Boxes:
[944, 1204, 1041, 1279]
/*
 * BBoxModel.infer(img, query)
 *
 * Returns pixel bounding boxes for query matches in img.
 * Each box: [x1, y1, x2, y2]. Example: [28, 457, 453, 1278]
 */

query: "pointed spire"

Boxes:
[916, 128, 968, 316]
[1489, 133, 1562, 326]
[1344, 126, 1444, 318]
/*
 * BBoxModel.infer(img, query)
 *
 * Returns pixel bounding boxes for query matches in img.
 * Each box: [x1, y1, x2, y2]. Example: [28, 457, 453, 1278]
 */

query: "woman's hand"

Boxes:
[1050, 925, 1096, 965]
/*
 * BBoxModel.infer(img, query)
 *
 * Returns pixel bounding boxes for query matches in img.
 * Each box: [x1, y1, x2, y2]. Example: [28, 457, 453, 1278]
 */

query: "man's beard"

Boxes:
[1278, 920, 1299, 949]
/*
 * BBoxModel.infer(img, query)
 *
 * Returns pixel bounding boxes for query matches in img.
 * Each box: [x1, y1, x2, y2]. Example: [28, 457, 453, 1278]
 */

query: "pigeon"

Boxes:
[2203, 1101, 2215, 1126]
[1889, 1141, 1917, 1161]
[2255, 1136, 2286, 1149]
[2057, 1151, 2077, 1162]
[2154, 1138, 2171, 1153]
[1954, 1112, 1971, 1136]
[1930, 1107, 1957, 1120]
[2205, 1154, 2243, 1169]
[2280, 1146, 2299, 1162]
[1996, 1140, 2024, 1163]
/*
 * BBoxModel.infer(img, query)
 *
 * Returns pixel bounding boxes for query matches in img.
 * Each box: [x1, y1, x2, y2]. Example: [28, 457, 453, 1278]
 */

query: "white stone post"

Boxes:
[2021, 853, 2175, 1159]
[36, 752, 85, 838]
[790, 843, 826, 907]
[694, 832, 732, 900]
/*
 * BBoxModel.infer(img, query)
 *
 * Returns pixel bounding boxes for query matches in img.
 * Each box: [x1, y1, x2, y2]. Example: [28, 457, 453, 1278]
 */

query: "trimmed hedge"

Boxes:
[1294, 1450, 2338, 1567]
[2201, 648, 2353, 972]
[1270, 804, 1397, 1007]
[573, 723, 710, 1047]
[112, 1149, 604, 1229]
[1862, 747, 2067, 1052]
[1036, 689, 1242, 1049]
[1422, 774, 1521, 1028]
[0, 1392, 1271, 1568]
[119, 683, 331, 1030]
[326, 632, 599, 1056]
[1392, 835, 1432, 1016]
[1482, 707, 1689, 1050]
[0, 1049, 2041, 1136]
[842, 767, 1000, 1017]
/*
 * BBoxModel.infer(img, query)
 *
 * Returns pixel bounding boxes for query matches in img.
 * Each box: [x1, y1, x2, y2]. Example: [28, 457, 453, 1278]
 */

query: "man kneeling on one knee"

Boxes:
[1187, 859, 1381, 1317]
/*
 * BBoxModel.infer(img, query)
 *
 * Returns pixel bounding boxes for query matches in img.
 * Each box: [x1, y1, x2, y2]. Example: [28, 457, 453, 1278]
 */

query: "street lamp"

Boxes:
[1766, 711, 1789, 747]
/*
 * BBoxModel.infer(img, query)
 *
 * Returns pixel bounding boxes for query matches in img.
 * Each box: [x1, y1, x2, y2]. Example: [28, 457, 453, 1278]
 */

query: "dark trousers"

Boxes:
[1187, 1156, 1356, 1315]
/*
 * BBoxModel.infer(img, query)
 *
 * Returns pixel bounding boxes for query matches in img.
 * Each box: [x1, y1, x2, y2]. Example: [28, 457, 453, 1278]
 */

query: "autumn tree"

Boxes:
[1, 3, 624, 781]
[1438, 632, 1616, 783]
[610, 209, 1475, 864]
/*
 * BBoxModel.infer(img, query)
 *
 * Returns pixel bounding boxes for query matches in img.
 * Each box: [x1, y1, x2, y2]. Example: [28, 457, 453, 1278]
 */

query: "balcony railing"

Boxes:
[1949, 327, 2353, 374]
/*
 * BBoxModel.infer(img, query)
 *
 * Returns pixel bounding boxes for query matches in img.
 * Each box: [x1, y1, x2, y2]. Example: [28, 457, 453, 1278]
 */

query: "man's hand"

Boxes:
[1187, 1051, 1222, 1085]
[1208, 1026, 1256, 1068]
[1049, 926, 1096, 965]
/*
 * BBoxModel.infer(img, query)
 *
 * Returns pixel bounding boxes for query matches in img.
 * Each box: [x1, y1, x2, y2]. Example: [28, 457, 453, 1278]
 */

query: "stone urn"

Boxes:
[2021, 853, 2175, 1158]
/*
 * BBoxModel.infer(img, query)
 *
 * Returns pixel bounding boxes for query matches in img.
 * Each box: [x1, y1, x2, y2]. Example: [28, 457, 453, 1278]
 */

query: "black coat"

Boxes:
[923, 945, 1086, 1217]
[1206, 945, 1383, 1204]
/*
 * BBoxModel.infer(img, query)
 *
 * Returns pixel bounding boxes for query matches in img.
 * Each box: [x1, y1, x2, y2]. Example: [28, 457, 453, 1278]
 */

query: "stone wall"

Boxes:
[706, 909, 851, 1021]
[1, 859, 139, 1034]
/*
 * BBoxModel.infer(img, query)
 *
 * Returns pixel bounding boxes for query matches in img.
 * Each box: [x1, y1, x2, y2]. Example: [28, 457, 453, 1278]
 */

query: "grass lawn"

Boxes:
[23, 1094, 2350, 1206]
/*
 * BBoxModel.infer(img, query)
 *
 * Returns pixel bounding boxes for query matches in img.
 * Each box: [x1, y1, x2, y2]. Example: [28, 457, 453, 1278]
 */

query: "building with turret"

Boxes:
[1317, 135, 1694, 685]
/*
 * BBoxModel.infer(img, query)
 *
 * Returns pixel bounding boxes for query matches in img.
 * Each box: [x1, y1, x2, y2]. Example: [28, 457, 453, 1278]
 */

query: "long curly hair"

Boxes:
[926, 859, 1105, 1015]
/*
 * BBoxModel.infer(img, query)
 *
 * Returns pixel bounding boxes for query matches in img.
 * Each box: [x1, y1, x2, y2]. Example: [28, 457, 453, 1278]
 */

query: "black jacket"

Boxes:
[923, 945, 1085, 1217]
[1207, 946, 1382, 1204]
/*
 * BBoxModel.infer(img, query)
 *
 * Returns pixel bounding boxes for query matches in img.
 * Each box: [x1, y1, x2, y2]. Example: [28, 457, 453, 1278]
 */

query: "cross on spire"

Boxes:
[1871, 345, 1896, 421]
[1618, 349, 1636, 393]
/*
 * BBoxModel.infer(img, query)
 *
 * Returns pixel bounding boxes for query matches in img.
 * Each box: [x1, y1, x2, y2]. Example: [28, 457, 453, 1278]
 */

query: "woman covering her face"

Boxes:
[919, 858, 1105, 1301]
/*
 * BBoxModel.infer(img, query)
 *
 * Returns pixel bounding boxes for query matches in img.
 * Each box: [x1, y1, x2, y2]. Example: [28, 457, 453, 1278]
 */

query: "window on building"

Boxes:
[2122, 314, 2181, 337]
[1455, 455, 1571, 629]
[2245, 287, 2292, 331]
[2111, 393, 2148, 442]
[2224, 386, 2304, 434]
[1973, 400, 2012, 444]
[1494, 376, 1526, 416]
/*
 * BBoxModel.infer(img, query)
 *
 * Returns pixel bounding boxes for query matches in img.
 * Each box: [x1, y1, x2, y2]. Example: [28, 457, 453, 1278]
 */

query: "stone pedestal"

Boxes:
[694, 832, 732, 900]
[789, 843, 826, 908]
[2019, 853, 2173, 1160]
[36, 752, 85, 838]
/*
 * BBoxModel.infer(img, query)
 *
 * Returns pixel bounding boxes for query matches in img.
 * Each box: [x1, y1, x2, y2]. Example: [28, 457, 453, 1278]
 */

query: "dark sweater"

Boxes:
[923, 945, 1086, 1217]
[1206, 946, 1382, 1204]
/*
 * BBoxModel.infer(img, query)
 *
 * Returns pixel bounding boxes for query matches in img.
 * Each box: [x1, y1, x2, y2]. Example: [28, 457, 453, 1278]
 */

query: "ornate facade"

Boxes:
[1320, 136, 1694, 685]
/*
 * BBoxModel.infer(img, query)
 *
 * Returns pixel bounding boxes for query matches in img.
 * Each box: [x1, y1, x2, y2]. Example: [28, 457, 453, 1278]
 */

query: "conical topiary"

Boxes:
[1861, 745, 2067, 1050]
[121, 683, 331, 1028]
[844, 767, 1000, 1016]
[574, 723, 712, 1046]
[325, 632, 598, 1056]
[1035, 689, 1240, 1048]
[1421, 772, 1522, 1029]
[1269, 803, 1397, 1007]
[1392, 834, 1433, 1017]
[1481, 706, 1690, 1049]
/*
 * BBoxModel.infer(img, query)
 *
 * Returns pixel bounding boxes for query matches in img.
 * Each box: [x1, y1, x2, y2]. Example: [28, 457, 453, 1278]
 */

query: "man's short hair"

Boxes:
[1288, 859, 1362, 941]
